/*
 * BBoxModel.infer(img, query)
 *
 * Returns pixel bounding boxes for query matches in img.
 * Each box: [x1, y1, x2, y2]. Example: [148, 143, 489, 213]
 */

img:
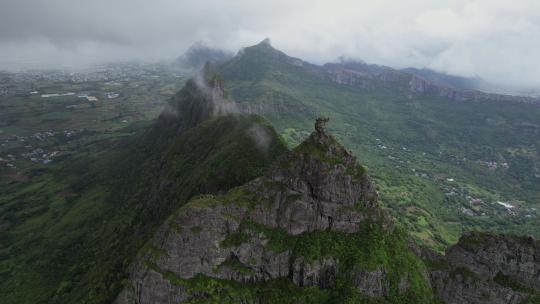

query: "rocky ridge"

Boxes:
[417, 231, 540, 304]
[115, 118, 434, 303]
[408, 75, 540, 105]
[116, 116, 540, 304]
[324, 61, 540, 106]
[324, 61, 409, 89]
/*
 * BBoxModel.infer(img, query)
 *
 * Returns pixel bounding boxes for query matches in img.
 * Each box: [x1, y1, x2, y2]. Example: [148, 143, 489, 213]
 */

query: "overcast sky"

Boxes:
[1, 0, 539, 87]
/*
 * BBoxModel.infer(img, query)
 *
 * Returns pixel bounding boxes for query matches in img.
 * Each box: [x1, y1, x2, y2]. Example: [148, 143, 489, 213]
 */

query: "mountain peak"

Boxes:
[117, 118, 431, 304]
[248, 37, 279, 53]
[258, 37, 272, 46]
[266, 117, 379, 209]
[296, 117, 346, 159]
[156, 66, 236, 134]
[220, 38, 313, 81]
[314, 116, 330, 139]
[177, 42, 233, 68]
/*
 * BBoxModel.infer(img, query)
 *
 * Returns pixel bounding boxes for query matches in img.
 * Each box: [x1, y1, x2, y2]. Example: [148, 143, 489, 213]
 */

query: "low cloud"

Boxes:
[192, 69, 238, 116]
[247, 124, 271, 152]
[1, 0, 539, 88]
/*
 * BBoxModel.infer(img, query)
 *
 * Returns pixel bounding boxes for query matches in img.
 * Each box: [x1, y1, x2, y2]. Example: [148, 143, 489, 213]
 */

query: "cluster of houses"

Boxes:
[106, 92, 120, 99]
[436, 174, 538, 219]
[478, 160, 510, 170]
[64, 129, 84, 138]
[0, 154, 17, 169]
[20, 148, 59, 164]
[32, 131, 55, 141]
[0, 128, 87, 170]
[372, 138, 535, 221]
[77, 94, 99, 102]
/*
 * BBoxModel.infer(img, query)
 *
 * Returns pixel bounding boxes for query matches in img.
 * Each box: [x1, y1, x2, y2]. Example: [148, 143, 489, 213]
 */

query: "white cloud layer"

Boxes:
[0, 0, 539, 87]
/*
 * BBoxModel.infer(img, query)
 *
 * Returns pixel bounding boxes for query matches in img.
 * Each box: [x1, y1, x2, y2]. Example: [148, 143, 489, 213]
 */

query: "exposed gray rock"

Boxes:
[292, 257, 338, 288]
[445, 233, 540, 290]
[415, 232, 540, 304]
[117, 116, 540, 304]
[409, 75, 540, 105]
[116, 119, 391, 303]
[352, 267, 390, 297]
[115, 265, 188, 304]
[430, 269, 527, 304]
[324, 61, 540, 106]
[324, 61, 409, 89]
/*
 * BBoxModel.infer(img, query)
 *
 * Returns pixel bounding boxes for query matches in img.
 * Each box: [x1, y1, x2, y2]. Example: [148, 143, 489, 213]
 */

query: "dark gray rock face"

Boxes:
[324, 61, 540, 106]
[291, 257, 338, 288]
[247, 122, 382, 236]
[116, 119, 392, 304]
[430, 270, 527, 304]
[409, 75, 540, 105]
[352, 268, 391, 297]
[115, 116, 540, 304]
[324, 62, 409, 89]
[445, 233, 540, 290]
[416, 232, 540, 304]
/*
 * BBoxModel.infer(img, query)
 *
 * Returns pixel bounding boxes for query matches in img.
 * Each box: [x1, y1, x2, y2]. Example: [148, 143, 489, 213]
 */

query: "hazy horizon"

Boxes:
[1, 0, 539, 90]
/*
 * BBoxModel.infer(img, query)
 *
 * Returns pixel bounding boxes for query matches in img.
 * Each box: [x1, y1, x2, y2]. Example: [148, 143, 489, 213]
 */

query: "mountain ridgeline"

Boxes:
[2, 40, 540, 304]
[117, 115, 540, 303]
[113, 43, 540, 303]
[213, 39, 540, 252]
[0, 68, 286, 304]
[116, 117, 435, 303]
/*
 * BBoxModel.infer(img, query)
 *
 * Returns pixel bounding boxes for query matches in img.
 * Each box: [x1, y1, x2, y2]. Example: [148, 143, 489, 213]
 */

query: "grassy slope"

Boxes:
[0, 114, 286, 304]
[219, 43, 540, 250]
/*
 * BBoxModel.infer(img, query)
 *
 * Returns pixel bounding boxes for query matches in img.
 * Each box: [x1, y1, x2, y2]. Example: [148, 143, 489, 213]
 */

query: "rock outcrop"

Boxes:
[324, 61, 409, 89]
[408, 75, 540, 105]
[416, 231, 540, 304]
[155, 64, 237, 138]
[116, 118, 433, 303]
[116, 115, 540, 304]
[324, 60, 540, 106]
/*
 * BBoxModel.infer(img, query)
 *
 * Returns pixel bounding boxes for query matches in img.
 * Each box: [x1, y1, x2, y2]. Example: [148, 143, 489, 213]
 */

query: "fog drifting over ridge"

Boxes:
[1, 0, 539, 88]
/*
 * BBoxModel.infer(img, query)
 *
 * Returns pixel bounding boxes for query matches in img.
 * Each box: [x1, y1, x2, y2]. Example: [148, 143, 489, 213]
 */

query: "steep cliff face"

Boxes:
[115, 116, 540, 304]
[415, 231, 540, 304]
[324, 61, 409, 89]
[153, 64, 237, 141]
[115, 67, 286, 227]
[116, 119, 435, 303]
[0, 66, 289, 303]
[408, 75, 540, 105]
[323, 60, 540, 106]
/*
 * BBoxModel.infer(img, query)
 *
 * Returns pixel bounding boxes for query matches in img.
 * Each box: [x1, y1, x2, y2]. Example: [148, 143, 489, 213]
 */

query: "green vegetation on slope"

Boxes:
[0, 114, 286, 304]
[149, 199, 434, 303]
[218, 42, 540, 251]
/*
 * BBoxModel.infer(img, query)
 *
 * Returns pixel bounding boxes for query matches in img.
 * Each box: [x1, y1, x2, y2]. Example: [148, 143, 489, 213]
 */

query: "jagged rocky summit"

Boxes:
[417, 231, 540, 304]
[116, 117, 540, 304]
[116, 118, 436, 303]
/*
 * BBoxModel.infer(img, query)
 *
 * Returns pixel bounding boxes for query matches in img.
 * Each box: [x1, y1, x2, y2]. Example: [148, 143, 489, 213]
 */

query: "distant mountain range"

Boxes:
[2, 38, 540, 304]
[181, 39, 540, 103]
[211, 39, 540, 249]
